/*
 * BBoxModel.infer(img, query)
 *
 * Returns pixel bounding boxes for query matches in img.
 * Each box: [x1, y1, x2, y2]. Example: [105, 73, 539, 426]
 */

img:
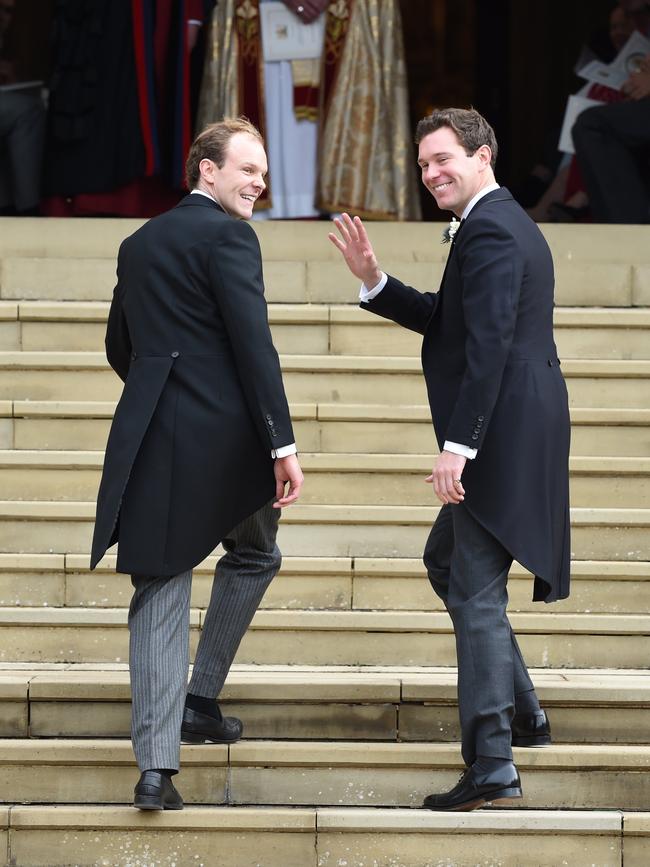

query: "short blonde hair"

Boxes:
[185, 117, 264, 188]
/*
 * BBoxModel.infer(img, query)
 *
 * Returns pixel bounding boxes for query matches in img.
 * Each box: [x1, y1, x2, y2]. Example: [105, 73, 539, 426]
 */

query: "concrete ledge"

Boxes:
[317, 807, 623, 833]
[8, 804, 315, 830]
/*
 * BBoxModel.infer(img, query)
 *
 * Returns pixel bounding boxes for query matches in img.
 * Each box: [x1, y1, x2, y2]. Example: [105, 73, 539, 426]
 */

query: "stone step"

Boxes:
[0, 451, 648, 508]
[2, 353, 650, 407]
[0, 301, 332, 355]
[1, 553, 648, 614]
[4, 300, 650, 359]
[0, 217, 648, 267]
[2, 219, 650, 306]
[0, 501, 647, 559]
[0, 607, 648, 667]
[1, 806, 637, 867]
[2, 665, 648, 744]
[1, 738, 649, 811]
[2, 400, 649, 455]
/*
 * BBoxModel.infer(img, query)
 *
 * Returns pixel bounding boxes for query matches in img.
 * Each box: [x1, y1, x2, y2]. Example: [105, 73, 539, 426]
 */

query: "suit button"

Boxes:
[271, 431, 278, 437]
[131, 352, 137, 360]
[171, 351, 180, 358]
[471, 434, 479, 441]
[473, 427, 480, 434]
[266, 414, 273, 420]
[477, 415, 484, 421]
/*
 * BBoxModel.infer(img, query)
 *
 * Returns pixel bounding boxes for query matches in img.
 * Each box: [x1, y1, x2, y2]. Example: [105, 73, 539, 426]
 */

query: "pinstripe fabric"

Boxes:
[189, 500, 281, 697]
[128, 499, 280, 771]
[129, 569, 192, 772]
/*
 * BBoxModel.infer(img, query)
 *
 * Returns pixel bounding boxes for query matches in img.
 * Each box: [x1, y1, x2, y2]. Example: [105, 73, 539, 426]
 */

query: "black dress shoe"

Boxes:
[512, 709, 551, 747]
[133, 771, 183, 811]
[181, 705, 243, 744]
[423, 762, 522, 811]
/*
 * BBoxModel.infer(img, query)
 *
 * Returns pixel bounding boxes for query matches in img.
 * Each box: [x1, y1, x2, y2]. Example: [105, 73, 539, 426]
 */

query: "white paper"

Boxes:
[260, 2, 325, 62]
[558, 94, 604, 154]
[578, 30, 650, 91]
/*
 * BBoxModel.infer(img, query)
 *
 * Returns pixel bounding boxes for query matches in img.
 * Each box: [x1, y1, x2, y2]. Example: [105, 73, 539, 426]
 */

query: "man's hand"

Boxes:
[274, 453, 304, 508]
[187, 21, 201, 51]
[328, 213, 382, 289]
[426, 450, 467, 505]
[282, 0, 328, 24]
[622, 63, 650, 100]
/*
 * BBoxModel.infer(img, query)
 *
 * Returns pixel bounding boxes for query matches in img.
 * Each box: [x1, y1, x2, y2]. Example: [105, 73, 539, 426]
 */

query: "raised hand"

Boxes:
[328, 213, 382, 289]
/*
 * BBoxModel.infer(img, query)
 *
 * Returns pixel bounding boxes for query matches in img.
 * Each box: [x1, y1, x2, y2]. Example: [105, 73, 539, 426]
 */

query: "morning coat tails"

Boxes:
[362, 188, 571, 602]
[90, 194, 294, 576]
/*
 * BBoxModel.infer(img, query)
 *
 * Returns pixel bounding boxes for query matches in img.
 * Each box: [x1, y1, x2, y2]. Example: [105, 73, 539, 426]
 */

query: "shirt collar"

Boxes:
[191, 188, 217, 203]
[461, 183, 500, 220]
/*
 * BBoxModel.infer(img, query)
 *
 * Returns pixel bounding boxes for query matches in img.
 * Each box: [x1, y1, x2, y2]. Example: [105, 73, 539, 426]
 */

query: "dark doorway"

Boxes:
[400, 0, 617, 219]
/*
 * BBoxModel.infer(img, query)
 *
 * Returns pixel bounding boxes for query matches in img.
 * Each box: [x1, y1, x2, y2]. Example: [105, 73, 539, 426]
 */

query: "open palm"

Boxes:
[328, 213, 382, 287]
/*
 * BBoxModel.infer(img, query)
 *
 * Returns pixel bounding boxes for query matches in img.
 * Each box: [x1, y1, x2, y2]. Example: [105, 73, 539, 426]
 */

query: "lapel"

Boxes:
[438, 187, 514, 289]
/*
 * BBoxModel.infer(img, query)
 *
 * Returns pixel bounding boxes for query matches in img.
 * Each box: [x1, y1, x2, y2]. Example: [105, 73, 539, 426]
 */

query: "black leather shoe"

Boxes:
[423, 762, 522, 811]
[181, 705, 243, 744]
[133, 771, 183, 811]
[512, 709, 551, 747]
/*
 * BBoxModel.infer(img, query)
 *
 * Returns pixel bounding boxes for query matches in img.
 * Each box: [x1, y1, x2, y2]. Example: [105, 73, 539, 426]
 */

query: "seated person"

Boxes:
[572, 51, 650, 223]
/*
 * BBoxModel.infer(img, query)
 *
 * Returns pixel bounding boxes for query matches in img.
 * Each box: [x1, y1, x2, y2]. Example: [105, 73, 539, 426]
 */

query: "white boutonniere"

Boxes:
[442, 218, 460, 244]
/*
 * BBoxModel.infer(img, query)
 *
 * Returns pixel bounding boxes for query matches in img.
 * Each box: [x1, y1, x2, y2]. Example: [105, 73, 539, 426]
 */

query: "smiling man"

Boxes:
[91, 117, 303, 810]
[329, 108, 571, 811]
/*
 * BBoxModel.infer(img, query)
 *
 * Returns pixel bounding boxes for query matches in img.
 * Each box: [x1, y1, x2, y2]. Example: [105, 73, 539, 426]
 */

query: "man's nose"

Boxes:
[253, 175, 266, 191]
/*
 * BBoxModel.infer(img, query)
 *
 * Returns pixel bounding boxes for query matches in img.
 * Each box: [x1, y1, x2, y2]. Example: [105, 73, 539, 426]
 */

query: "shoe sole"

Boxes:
[181, 731, 242, 744]
[424, 786, 523, 812]
[133, 797, 184, 811]
[512, 735, 552, 747]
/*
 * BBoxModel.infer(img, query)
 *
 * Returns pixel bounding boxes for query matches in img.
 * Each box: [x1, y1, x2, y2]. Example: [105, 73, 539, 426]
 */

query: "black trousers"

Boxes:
[424, 504, 536, 766]
[573, 98, 650, 224]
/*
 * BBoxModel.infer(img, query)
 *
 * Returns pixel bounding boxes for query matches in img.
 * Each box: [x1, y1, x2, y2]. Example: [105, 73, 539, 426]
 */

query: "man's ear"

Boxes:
[199, 158, 216, 184]
[478, 144, 492, 170]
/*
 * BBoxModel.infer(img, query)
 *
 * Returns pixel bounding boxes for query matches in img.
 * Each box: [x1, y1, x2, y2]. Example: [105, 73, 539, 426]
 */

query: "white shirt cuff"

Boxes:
[359, 272, 387, 302]
[444, 440, 477, 460]
[272, 443, 298, 459]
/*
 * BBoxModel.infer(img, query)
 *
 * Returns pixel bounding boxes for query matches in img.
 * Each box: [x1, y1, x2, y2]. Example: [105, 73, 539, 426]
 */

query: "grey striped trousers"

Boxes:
[128, 500, 281, 772]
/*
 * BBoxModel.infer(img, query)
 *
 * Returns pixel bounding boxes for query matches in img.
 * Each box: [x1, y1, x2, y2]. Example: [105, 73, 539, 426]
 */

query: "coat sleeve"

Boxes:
[207, 219, 295, 451]
[360, 275, 438, 335]
[444, 218, 523, 449]
[105, 256, 132, 383]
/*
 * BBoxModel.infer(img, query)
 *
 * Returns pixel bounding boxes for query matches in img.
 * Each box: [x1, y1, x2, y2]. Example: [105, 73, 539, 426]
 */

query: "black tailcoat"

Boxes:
[90, 194, 294, 576]
[363, 188, 571, 602]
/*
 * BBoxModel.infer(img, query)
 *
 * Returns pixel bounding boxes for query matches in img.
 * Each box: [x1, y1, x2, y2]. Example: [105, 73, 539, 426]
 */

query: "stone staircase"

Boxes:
[0, 217, 649, 866]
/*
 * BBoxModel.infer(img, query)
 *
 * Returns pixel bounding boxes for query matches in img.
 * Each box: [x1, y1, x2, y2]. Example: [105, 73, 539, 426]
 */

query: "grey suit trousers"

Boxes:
[424, 503, 536, 766]
[128, 499, 281, 772]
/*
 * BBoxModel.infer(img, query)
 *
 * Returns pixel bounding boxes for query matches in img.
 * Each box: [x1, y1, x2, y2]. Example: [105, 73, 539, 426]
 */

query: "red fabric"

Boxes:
[154, 0, 174, 96]
[186, 0, 204, 21]
[132, 0, 157, 176]
[180, 4, 192, 170]
[41, 177, 183, 218]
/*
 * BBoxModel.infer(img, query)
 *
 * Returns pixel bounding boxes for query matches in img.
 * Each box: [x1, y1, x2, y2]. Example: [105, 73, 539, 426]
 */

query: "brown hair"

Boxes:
[185, 117, 264, 189]
[415, 108, 498, 170]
